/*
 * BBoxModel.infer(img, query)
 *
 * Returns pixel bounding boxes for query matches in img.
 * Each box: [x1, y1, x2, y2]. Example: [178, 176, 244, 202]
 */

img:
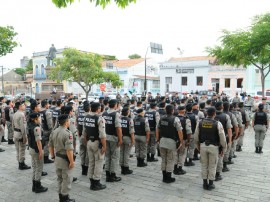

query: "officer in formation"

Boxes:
[134, 108, 150, 167]
[232, 92, 241, 103]
[261, 97, 270, 113]
[13, 101, 31, 170]
[244, 95, 254, 111]
[174, 105, 192, 175]
[49, 114, 75, 202]
[252, 103, 269, 153]
[145, 102, 160, 162]
[83, 102, 107, 191]
[102, 99, 122, 182]
[0, 116, 5, 152]
[52, 99, 63, 127]
[4, 100, 15, 144]
[40, 99, 54, 164]
[157, 104, 183, 183]
[28, 112, 48, 193]
[120, 107, 135, 174]
[194, 107, 227, 190]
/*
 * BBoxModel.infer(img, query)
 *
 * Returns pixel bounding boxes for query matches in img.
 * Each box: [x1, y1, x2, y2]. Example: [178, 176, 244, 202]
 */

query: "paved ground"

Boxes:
[1, 127, 270, 202]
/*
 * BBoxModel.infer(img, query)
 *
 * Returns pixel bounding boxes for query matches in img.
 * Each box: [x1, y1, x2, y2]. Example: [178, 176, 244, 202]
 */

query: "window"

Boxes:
[165, 77, 172, 84]
[237, 78, 243, 88]
[35, 65, 39, 75]
[225, 78, 231, 88]
[41, 64, 45, 75]
[182, 77, 187, 86]
[197, 77, 203, 86]
[152, 80, 160, 88]
[42, 85, 50, 91]
[166, 84, 169, 92]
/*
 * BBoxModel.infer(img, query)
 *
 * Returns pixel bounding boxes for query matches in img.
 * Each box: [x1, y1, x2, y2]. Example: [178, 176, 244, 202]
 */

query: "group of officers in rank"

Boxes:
[0, 92, 269, 202]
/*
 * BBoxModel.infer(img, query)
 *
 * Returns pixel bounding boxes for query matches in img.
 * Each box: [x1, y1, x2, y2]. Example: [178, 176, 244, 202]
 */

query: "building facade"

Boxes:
[160, 56, 214, 95]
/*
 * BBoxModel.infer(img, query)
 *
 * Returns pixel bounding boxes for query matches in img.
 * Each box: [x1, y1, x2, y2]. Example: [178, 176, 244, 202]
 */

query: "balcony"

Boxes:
[34, 74, 47, 80]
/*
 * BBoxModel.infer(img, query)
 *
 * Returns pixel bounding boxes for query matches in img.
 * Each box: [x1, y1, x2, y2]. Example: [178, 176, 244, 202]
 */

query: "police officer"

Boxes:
[12, 101, 31, 170]
[252, 103, 269, 153]
[134, 108, 150, 167]
[0, 122, 5, 152]
[49, 100, 57, 113]
[28, 112, 48, 193]
[156, 105, 183, 183]
[120, 107, 135, 175]
[78, 102, 90, 176]
[52, 99, 63, 128]
[4, 100, 15, 144]
[157, 102, 166, 116]
[261, 97, 270, 113]
[185, 103, 198, 166]
[174, 105, 192, 175]
[49, 114, 75, 202]
[232, 92, 241, 104]
[83, 102, 106, 191]
[102, 99, 122, 182]
[194, 107, 227, 190]
[192, 103, 205, 121]
[244, 95, 254, 112]
[40, 100, 54, 164]
[198, 93, 207, 104]
[145, 102, 160, 162]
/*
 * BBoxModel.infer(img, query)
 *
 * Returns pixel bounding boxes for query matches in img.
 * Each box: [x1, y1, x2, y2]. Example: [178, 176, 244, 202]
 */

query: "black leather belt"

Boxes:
[14, 128, 21, 132]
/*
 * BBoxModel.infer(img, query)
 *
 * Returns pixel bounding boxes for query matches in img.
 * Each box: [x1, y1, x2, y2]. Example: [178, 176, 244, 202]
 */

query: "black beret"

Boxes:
[178, 106, 185, 111]
[136, 108, 144, 114]
[91, 102, 101, 109]
[30, 112, 40, 119]
[215, 101, 223, 109]
[258, 103, 264, 109]
[58, 114, 69, 122]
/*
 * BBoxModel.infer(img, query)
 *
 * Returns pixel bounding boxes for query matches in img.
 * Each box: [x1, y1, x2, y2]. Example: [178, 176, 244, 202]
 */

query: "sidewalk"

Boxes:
[0, 128, 270, 202]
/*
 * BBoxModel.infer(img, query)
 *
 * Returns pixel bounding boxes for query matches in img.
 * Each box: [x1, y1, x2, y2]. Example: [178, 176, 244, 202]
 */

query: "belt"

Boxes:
[56, 152, 69, 163]
[200, 141, 218, 146]
[14, 128, 21, 132]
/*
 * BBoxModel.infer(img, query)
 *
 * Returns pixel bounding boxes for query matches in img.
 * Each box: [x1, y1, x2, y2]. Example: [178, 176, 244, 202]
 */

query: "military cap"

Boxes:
[258, 103, 264, 109]
[178, 106, 185, 111]
[30, 112, 40, 119]
[136, 108, 144, 114]
[215, 101, 223, 108]
[58, 114, 69, 122]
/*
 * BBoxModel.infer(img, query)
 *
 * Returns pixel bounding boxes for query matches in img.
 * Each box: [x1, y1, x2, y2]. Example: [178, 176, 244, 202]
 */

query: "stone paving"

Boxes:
[1, 127, 270, 202]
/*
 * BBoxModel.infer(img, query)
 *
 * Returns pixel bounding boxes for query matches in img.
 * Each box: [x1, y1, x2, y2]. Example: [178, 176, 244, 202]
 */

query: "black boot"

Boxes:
[137, 158, 140, 167]
[178, 166, 186, 175]
[150, 154, 158, 162]
[140, 158, 147, 167]
[208, 180, 215, 190]
[91, 180, 106, 191]
[8, 139, 15, 144]
[1, 136, 7, 142]
[255, 147, 259, 153]
[41, 171, 48, 176]
[173, 165, 180, 175]
[19, 162, 31, 170]
[124, 166, 133, 175]
[147, 153, 151, 162]
[61, 195, 75, 202]
[32, 180, 36, 192]
[82, 165, 88, 176]
[110, 172, 121, 182]
[184, 158, 189, 166]
[203, 179, 208, 190]
[227, 157, 234, 164]
[258, 147, 263, 154]
[222, 162, 229, 172]
[188, 158, 195, 166]
[236, 145, 242, 152]
[59, 194, 63, 202]
[89, 178, 93, 190]
[215, 172, 222, 181]
[0, 148, 5, 152]
[72, 177, 77, 182]
[34, 181, 48, 193]
[106, 171, 111, 182]
[121, 166, 125, 174]
[162, 171, 166, 182]
[164, 172, 175, 183]
[193, 149, 200, 160]
[44, 156, 54, 164]
[157, 147, 161, 157]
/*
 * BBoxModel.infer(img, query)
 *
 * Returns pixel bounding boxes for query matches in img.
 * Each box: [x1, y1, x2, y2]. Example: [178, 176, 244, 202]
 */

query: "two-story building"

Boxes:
[159, 56, 215, 94]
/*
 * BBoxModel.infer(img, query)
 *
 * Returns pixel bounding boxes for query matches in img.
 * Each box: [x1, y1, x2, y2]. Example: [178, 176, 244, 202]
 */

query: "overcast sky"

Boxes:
[0, 0, 270, 70]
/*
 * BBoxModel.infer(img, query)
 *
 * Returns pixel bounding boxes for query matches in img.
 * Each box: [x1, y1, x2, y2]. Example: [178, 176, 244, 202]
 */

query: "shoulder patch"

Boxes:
[69, 134, 73, 140]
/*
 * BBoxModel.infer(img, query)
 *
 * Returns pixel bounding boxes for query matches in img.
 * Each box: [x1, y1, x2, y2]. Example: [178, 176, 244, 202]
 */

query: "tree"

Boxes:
[52, 0, 136, 8]
[14, 68, 26, 76]
[0, 26, 19, 57]
[25, 59, 33, 72]
[206, 13, 270, 97]
[128, 54, 141, 59]
[49, 48, 122, 100]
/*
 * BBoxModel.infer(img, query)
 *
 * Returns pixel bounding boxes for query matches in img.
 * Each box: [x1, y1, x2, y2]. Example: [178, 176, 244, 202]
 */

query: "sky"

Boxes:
[0, 0, 270, 71]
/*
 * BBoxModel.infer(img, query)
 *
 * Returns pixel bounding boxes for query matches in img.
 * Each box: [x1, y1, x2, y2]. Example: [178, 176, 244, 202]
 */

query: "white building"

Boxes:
[159, 56, 215, 94]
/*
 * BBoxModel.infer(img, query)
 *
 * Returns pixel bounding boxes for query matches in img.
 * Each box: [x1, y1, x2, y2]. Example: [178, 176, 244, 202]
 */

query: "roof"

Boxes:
[169, 56, 216, 64]
[103, 58, 145, 69]
[133, 75, 159, 80]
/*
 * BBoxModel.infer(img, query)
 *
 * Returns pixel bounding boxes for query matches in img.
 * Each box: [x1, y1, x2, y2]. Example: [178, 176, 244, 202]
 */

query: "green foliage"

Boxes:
[128, 54, 141, 59]
[206, 12, 270, 96]
[52, 0, 136, 8]
[14, 68, 26, 76]
[102, 55, 117, 61]
[25, 59, 33, 72]
[0, 26, 19, 57]
[49, 48, 122, 99]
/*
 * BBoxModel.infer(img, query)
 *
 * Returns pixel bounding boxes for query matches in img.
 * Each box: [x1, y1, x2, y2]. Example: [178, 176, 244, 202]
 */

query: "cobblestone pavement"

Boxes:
[1, 127, 270, 202]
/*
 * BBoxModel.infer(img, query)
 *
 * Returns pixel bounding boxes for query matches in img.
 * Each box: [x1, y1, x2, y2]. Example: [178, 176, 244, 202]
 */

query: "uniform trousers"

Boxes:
[147, 131, 156, 155]
[105, 140, 119, 173]
[254, 125, 267, 147]
[14, 138, 26, 163]
[175, 146, 186, 167]
[160, 147, 175, 172]
[29, 148, 43, 181]
[79, 136, 89, 166]
[43, 130, 50, 157]
[6, 121, 13, 140]
[187, 134, 194, 158]
[120, 136, 132, 167]
[135, 135, 147, 159]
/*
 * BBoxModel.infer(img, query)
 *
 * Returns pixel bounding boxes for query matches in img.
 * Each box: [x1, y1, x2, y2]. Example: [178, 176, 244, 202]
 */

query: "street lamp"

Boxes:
[177, 47, 184, 94]
[144, 42, 163, 94]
